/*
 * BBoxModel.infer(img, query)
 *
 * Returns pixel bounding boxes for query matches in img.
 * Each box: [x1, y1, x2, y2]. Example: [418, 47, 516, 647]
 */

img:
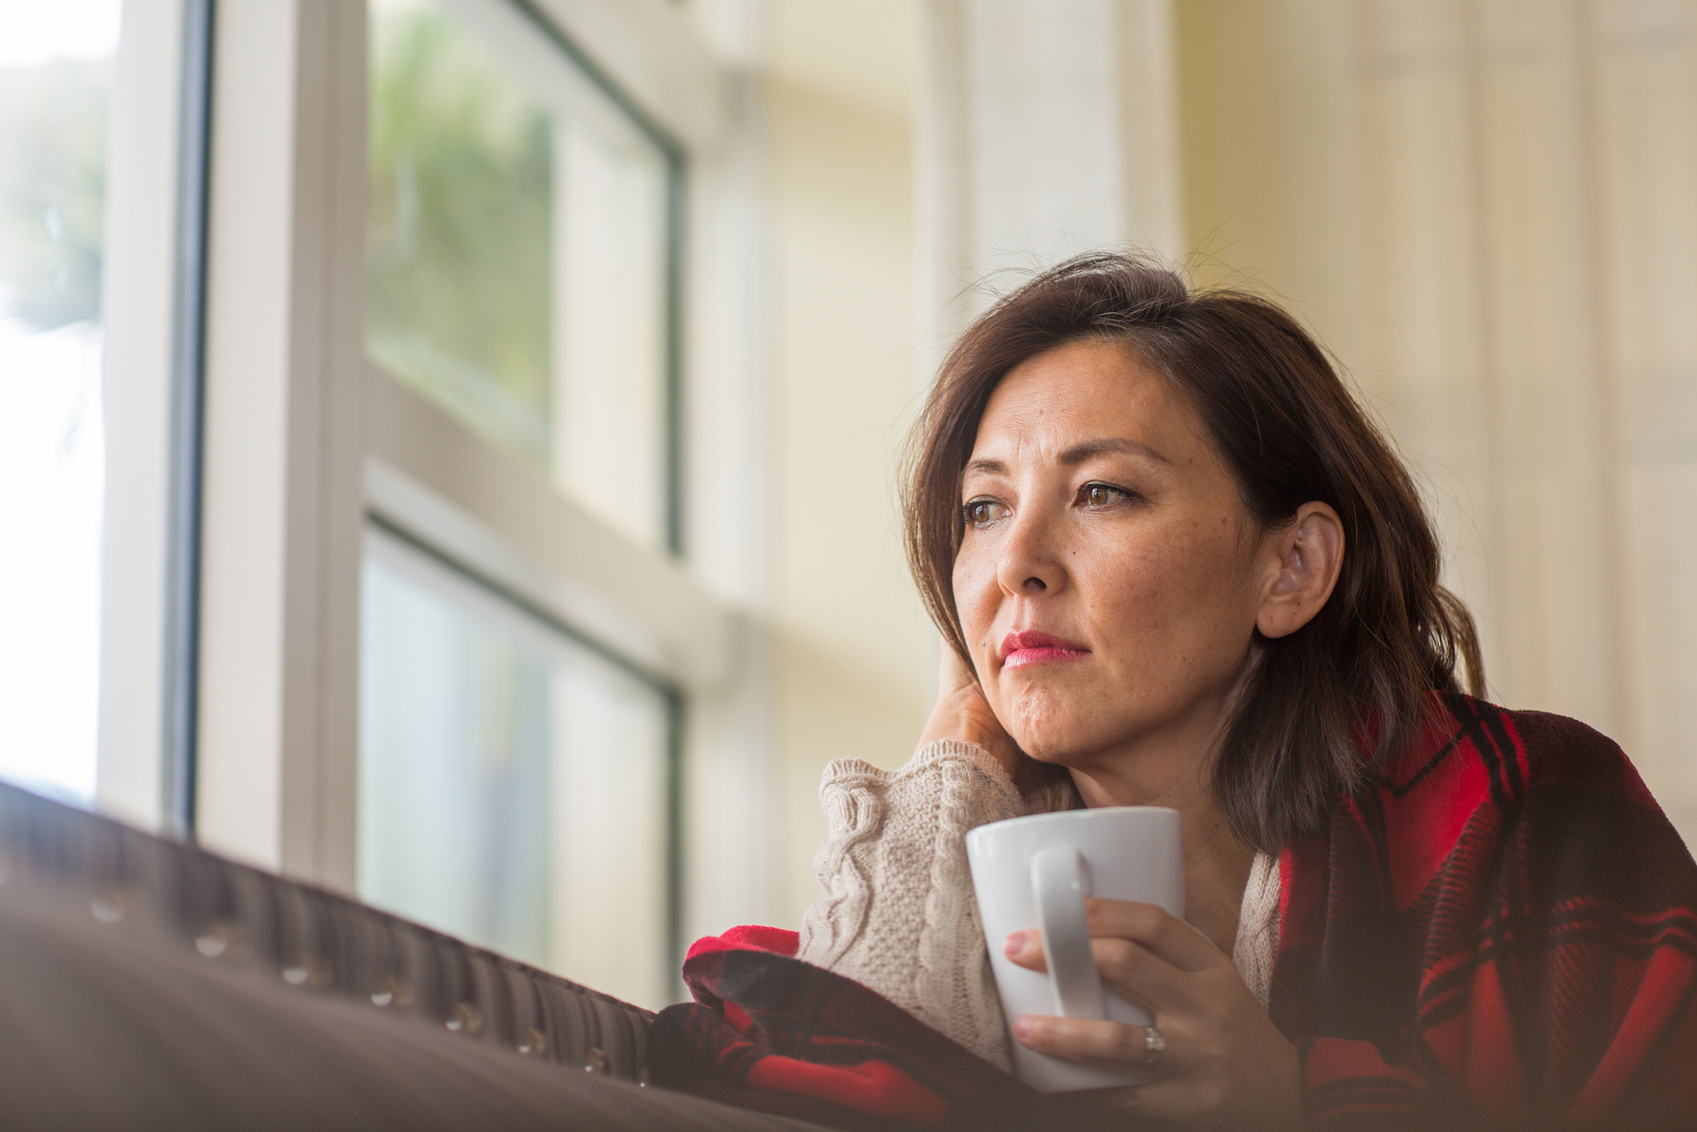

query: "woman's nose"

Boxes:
[995, 509, 1065, 596]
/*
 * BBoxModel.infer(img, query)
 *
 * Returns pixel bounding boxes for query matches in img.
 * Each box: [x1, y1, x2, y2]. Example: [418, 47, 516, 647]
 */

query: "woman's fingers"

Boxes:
[1007, 900, 1307, 1131]
[1000, 900, 1221, 977]
[1003, 898, 1227, 1012]
[1011, 1014, 1155, 1067]
[917, 647, 1025, 777]
[1003, 929, 1188, 1011]
[936, 643, 979, 695]
[1083, 898, 1223, 973]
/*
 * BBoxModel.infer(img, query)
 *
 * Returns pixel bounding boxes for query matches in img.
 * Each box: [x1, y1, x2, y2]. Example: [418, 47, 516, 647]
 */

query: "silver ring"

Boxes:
[1141, 1025, 1166, 1068]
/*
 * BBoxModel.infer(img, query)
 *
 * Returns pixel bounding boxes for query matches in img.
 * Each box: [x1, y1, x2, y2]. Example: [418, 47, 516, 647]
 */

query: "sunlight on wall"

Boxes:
[764, 0, 935, 929]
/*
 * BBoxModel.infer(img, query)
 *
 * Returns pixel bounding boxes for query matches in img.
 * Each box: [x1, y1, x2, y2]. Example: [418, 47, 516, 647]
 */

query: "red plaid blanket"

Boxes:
[653, 694, 1697, 1130]
[1279, 692, 1697, 1129]
[649, 926, 1047, 1131]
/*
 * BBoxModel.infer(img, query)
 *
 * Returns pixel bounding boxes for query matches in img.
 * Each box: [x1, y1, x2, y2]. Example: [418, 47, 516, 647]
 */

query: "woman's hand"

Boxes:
[1005, 899, 1305, 1131]
[916, 646, 1025, 785]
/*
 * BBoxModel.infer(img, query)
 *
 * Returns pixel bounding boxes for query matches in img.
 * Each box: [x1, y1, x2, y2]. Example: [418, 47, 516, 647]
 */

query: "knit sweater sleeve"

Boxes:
[795, 740, 1030, 1070]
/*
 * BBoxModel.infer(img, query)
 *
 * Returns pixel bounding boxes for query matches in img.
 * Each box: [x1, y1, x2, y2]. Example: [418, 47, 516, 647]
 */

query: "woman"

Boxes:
[660, 255, 1697, 1130]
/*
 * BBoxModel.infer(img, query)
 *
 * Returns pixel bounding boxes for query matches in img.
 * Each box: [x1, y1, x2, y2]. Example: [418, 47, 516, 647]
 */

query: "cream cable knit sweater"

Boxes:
[795, 740, 1280, 1070]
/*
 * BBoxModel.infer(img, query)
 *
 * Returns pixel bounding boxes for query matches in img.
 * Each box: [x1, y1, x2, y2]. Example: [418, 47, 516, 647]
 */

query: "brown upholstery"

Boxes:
[0, 780, 827, 1131]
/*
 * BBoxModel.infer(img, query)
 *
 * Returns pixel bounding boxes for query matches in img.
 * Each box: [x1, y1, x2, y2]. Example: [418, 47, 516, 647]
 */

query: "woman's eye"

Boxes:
[961, 499, 1005, 527]
[1079, 482, 1131, 508]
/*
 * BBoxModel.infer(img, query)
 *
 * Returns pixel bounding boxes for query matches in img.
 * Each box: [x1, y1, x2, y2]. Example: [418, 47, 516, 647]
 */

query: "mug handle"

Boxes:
[1029, 846, 1106, 1020]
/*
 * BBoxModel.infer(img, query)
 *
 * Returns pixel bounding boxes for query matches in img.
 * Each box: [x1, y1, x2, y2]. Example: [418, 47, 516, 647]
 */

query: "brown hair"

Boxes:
[904, 253, 1484, 852]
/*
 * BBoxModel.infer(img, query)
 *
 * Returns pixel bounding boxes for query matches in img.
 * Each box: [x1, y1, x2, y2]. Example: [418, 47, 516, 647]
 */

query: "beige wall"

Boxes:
[1176, 0, 1697, 838]
[763, 1, 936, 928]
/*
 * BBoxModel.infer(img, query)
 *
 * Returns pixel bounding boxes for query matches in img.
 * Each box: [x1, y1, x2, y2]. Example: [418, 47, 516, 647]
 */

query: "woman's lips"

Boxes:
[999, 630, 1089, 670]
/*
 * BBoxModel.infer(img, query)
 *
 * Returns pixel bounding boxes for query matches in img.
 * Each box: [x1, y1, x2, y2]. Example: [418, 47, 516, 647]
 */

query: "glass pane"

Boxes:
[367, 0, 671, 549]
[0, 1, 122, 805]
[358, 527, 671, 1008]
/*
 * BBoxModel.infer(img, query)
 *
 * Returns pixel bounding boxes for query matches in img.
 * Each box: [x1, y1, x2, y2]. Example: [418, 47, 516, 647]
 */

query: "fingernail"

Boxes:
[1012, 1016, 1032, 1040]
[1003, 930, 1030, 958]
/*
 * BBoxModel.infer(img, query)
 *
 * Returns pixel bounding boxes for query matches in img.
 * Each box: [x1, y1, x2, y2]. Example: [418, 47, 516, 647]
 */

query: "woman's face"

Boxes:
[952, 338, 1273, 774]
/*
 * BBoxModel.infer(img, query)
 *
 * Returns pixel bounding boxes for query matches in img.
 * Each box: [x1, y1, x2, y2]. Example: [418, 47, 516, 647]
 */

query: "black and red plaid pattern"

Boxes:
[650, 926, 1040, 1130]
[1275, 693, 1697, 1129]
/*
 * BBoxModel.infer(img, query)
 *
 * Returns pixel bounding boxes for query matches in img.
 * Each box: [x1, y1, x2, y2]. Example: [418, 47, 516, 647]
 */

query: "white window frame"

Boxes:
[97, 0, 202, 832]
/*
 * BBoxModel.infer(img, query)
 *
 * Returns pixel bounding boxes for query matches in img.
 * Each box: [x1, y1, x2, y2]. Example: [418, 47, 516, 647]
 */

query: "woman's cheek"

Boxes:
[952, 563, 999, 656]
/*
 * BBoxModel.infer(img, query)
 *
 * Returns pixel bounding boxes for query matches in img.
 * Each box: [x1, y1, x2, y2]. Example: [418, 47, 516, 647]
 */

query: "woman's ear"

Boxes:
[1256, 502, 1344, 639]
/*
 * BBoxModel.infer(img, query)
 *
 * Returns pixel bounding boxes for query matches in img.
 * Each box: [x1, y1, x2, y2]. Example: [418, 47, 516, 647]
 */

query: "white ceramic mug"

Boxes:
[965, 807, 1183, 1092]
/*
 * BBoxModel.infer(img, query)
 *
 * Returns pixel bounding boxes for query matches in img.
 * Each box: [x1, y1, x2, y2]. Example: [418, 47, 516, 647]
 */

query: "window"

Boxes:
[81, 0, 742, 1008]
[0, 1, 123, 805]
[367, 0, 678, 552]
[356, 0, 700, 1006]
[359, 526, 673, 1008]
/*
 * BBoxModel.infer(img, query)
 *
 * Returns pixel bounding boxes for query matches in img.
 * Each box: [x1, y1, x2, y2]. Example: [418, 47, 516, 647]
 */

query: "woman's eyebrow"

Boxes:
[964, 439, 1169, 478]
[1059, 438, 1171, 465]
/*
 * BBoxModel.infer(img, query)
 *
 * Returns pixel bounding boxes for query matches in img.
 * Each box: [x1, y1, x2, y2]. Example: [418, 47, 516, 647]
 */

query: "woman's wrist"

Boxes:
[917, 698, 1021, 779]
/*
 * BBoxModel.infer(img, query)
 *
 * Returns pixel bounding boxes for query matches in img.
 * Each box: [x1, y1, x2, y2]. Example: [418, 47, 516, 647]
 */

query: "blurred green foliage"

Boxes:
[367, 2, 553, 466]
[0, 60, 108, 330]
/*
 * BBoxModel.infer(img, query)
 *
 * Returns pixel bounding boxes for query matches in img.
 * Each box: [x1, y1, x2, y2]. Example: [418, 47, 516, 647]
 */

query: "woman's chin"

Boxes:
[1007, 710, 1144, 771]
[1000, 693, 1111, 765]
[1007, 722, 1095, 767]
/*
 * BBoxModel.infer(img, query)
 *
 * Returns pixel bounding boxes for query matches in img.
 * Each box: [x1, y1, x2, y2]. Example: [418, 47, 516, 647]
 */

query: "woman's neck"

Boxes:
[1067, 732, 1256, 955]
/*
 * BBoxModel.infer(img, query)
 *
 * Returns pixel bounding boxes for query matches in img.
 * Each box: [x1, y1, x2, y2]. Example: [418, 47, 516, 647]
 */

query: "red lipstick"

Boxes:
[999, 630, 1089, 670]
